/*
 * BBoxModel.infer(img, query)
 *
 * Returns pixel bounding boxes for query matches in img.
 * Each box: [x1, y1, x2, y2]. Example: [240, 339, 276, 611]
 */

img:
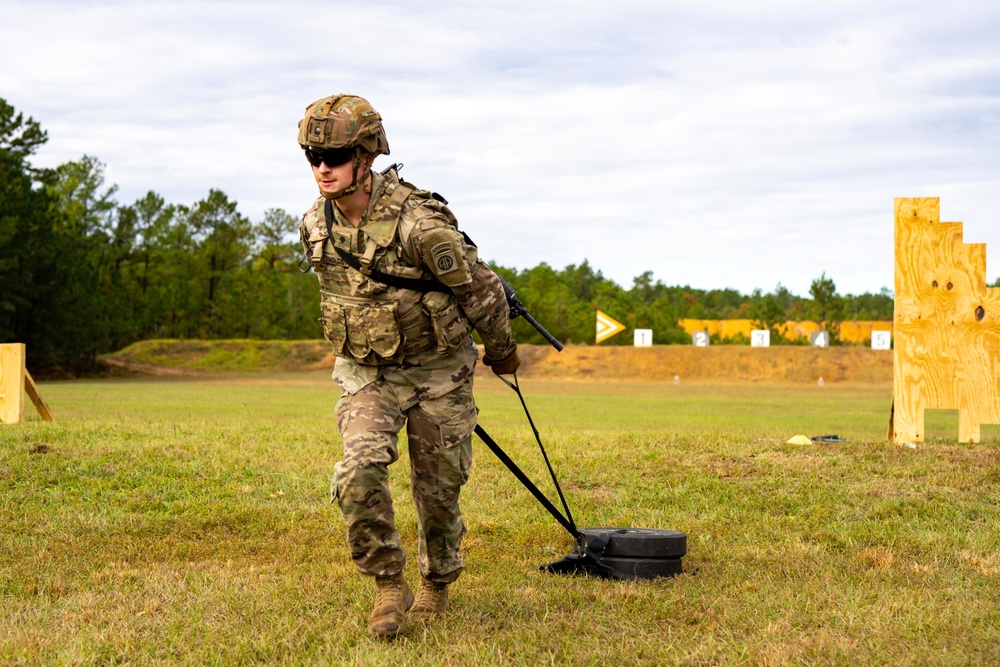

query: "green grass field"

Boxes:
[2, 373, 998, 665]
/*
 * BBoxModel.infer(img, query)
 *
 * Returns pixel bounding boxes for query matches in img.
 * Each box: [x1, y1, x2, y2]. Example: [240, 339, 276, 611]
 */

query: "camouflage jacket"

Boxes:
[300, 166, 515, 395]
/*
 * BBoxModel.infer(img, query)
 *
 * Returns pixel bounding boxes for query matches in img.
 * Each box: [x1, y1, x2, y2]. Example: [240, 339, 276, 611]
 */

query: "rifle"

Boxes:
[494, 273, 564, 352]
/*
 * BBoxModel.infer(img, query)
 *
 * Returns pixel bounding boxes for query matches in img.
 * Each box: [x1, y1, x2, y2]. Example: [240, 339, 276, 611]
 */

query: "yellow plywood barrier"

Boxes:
[679, 319, 892, 344]
[892, 198, 1000, 443]
[0, 343, 54, 424]
[1, 343, 26, 424]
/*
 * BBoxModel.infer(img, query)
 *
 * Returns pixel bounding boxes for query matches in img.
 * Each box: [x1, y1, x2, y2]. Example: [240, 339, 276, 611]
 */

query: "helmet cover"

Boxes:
[297, 94, 389, 156]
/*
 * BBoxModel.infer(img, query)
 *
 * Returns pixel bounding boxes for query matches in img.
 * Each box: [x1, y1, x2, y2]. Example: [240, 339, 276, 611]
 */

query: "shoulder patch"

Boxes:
[430, 241, 459, 274]
[418, 217, 471, 287]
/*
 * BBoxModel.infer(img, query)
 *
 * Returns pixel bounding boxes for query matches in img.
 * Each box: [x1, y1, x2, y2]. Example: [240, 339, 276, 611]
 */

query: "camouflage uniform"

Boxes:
[301, 167, 515, 584]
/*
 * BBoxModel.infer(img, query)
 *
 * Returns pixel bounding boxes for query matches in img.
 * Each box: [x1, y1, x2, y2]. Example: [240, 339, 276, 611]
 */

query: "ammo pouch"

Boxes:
[320, 296, 404, 365]
[327, 244, 474, 356]
[421, 291, 474, 355]
[320, 291, 473, 364]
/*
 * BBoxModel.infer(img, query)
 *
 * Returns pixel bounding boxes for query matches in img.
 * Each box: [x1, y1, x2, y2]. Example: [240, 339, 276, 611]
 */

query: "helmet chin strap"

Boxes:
[320, 149, 371, 200]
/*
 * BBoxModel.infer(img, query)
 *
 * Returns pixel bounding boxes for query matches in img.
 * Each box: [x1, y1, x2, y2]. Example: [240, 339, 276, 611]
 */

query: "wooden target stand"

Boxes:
[890, 198, 1000, 443]
[1, 343, 54, 424]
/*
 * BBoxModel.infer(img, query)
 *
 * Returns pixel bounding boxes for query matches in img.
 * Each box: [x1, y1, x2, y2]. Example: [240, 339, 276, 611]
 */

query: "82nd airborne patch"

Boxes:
[430, 242, 459, 274]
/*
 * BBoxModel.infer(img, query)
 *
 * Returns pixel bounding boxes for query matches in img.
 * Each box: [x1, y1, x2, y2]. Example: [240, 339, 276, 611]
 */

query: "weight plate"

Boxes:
[599, 555, 683, 580]
[580, 527, 687, 559]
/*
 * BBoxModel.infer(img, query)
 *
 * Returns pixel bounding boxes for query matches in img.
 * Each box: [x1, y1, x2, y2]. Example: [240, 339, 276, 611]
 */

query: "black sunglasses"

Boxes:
[304, 146, 355, 168]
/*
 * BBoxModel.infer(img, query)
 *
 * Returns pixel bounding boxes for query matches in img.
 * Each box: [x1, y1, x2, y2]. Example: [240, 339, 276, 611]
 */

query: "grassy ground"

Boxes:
[2, 373, 998, 665]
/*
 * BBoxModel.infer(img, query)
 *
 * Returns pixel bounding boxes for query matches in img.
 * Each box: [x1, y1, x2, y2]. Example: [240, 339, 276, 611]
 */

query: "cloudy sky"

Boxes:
[3, 0, 1000, 297]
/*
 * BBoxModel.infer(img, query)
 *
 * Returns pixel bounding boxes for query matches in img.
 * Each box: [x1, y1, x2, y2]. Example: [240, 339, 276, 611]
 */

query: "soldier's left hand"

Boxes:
[483, 347, 521, 376]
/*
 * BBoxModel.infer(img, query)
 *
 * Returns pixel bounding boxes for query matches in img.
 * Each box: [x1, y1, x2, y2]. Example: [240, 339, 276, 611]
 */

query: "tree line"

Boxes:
[2, 98, 896, 375]
[495, 265, 894, 348]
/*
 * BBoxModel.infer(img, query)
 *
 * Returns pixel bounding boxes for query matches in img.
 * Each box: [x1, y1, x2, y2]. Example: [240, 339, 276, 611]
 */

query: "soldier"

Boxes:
[297, 94, 520, 638]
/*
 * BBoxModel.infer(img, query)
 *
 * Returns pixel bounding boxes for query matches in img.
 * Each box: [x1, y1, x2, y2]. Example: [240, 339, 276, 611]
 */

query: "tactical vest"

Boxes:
[301, 167, 474, 366]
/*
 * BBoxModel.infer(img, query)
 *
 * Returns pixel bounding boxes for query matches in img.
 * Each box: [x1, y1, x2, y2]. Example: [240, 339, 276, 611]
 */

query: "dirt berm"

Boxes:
[516, 344, 892, 384]
[104, 340, 893, 384]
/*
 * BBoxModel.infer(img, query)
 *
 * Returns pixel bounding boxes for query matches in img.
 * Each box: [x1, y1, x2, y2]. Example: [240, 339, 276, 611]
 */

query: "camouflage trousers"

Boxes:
[332, 374, 477, 584]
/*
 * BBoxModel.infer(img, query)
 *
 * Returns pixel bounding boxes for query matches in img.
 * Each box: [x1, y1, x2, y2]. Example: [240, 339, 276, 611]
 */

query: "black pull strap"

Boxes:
[474, 372, 581, 543]
[497, 373, 577, 535]
[474, 423, 579, 540]
[476, 409, 628, 580]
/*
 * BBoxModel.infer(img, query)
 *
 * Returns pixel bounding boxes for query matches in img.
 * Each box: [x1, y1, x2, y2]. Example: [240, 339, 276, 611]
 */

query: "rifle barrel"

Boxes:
[495, 272, 564, 351]
[520, 309, 564, 352]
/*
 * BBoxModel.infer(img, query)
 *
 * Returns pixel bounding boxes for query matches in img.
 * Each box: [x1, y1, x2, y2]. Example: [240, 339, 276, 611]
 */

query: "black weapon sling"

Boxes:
[324, 199, 451, 293]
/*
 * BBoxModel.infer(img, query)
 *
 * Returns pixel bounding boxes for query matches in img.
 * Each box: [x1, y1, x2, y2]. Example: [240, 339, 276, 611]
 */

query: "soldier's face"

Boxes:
[310, 151, 373, 197]
[311, 154, 356, 196]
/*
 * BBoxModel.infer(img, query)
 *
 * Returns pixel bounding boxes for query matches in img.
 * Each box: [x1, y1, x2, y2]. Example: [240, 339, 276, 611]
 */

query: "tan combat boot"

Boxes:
[368, 573, 414, 638]
[409, 577, 450, 620]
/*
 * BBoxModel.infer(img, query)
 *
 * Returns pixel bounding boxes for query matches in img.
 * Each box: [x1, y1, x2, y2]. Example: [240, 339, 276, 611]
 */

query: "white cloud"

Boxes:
[3, 0, 1000, 296]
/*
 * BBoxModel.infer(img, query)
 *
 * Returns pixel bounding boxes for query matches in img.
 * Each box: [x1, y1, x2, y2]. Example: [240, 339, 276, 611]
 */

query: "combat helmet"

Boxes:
[298, 94, 389, 156]
[298, 94, 390, 199]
